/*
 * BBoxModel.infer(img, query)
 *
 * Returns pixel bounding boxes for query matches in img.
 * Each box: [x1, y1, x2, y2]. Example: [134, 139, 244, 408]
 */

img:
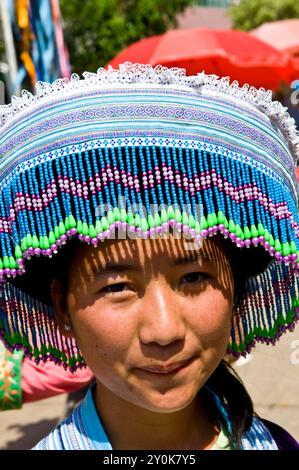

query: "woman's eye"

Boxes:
[101, 282, 131, 296]
[180, 272, 209, 285]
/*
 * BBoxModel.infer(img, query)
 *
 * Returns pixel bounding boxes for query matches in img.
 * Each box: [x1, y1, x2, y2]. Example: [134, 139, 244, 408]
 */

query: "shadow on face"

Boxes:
[9, 230, 272, 314]
[55, 233, 234, 313]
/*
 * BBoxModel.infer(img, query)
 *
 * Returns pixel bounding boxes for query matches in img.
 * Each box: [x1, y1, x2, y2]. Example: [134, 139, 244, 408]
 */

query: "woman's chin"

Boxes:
[133, 386, 198, 414]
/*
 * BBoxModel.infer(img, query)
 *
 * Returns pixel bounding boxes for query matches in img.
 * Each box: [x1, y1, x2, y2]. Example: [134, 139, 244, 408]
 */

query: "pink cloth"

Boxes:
[21, 357, 93, 403]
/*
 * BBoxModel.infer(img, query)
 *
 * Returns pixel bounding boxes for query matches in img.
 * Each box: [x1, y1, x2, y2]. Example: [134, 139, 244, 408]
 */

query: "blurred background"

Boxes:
[0, 0, 299, 449]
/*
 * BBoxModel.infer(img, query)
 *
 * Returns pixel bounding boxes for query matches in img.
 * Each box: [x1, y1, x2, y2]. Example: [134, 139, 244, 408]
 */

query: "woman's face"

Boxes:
[53, 234, 234, 413]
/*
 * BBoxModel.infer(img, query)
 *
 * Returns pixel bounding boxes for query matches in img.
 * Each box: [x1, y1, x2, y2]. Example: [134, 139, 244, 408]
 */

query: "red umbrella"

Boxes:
[108, 28, 296, 90]
[251, 20, 299, 56]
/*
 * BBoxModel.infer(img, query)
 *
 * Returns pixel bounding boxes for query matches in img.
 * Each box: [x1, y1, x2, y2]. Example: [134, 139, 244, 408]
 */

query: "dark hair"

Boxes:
[219, 235, 273, 305]
[201, 236, 272, 448]
[10, 234, 272, 448]
[203, 360, 254, 449]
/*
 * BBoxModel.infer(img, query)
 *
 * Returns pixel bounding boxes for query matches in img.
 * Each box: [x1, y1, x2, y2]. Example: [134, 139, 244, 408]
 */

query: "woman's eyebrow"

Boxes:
[91, 263, 142, 279]
[92, 252, 211, 279]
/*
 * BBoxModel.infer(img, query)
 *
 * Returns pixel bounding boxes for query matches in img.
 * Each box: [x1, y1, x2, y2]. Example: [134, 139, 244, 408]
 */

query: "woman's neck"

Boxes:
[94, 383, 220, 450]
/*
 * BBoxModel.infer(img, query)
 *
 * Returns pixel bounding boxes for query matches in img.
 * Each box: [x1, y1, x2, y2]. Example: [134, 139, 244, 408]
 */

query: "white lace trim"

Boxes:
[1, 62, 299, 164]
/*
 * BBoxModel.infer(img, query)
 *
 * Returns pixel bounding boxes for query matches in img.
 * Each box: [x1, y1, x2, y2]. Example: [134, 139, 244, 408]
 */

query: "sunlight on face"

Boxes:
[54, 234, 234, 413]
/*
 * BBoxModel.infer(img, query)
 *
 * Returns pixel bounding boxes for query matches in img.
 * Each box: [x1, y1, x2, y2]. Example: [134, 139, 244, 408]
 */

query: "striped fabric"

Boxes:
[32, 386, 278, 450]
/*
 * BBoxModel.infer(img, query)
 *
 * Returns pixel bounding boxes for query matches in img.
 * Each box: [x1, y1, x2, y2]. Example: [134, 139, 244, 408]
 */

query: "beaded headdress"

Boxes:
[0, 62, 299, 370]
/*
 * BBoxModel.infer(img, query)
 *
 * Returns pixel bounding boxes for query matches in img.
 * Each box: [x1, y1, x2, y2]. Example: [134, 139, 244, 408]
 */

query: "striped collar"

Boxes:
[33, 385, 278, 450]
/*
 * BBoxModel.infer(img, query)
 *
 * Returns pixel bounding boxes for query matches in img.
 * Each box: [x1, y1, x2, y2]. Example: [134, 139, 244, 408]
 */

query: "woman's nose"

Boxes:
[138, 284, 187, 346]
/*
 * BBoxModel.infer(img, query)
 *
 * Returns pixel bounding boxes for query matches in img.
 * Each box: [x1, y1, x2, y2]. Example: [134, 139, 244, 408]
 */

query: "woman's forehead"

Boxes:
[71, 234, 227, 272]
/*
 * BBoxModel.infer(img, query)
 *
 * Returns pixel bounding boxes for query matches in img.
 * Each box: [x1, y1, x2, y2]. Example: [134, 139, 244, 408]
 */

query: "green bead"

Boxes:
[68, 356, 76, 367]
[33, 347, 40, 359]
[189, 214, 196, 228]
[65, 217, 70, 231]
[207, 213, 215, 228]
[44, 236, 50, 250]
[223, 216, 229, 228]
[141, 218, 148, 231]
[257, 223, 265, 236]
[154, 213, 161, 226]
[95, 220, 102, 233]
[134, 214, 141, 227]
[49, 231, 56, 246]
[3, 256, 9, 269]
[195, 221, 201, 233]
[59, 221, 66, 236]
[200, 216, 208, 230]
[9, 256, 17, 269]
[82, 222, 89, 236]
[77, 354, 84, 363]
[120, 209, 127, 223]
[167, 206, 175, 220]
[32, 235, 39, 248]
[126, 213, 135, 226]
[101, 217, 109, 231]
[76, 220, 83, 234]
[250, 225, 258, 238]
[61, 353, 67, 364]
[274, 239, 282, 253]
[182, 212, 189, 225]
[69, 215, 77, 229]
[40, 344, 48, 356]
[15, 246, 22, 259]
[235, 225, 243, 239]
[161, 209, 168, 223]
[26, 234, 32, 247]
[39, 236, 44, 250]
[282, 242, 290, 257]
[21, 336, 30, 349]
[89, 225, 97, 239]
[21, 238, 27, 251]
[217, 211, 225, 225]
[290, 241, 297, 254]
[54, 226, 60, 239]
[113, 207, 121, 222]
[147, 214, 156, 228]
[0, 258, 3, 269]
[228, 220, 236, 233]
[53, 348, 61, 359]
[107, 211, 114, 225]
[269, 234, 275, 247]
[264, 229, 270, 242]
[244, 227, 251, 240]
[175, 209, 182, 223]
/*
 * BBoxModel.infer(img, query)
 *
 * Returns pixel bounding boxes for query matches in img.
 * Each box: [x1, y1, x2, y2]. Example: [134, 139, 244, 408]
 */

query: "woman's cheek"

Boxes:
[191, 294, 232, 347]
[76, 303, 137, 356]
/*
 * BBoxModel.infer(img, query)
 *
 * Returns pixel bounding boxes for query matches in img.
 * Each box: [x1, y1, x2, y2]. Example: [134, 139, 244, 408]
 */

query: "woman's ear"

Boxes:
[50, 279, 74, 338]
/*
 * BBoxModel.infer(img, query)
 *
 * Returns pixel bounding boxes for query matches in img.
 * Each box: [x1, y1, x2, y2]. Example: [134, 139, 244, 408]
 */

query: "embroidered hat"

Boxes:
[0, 62, 299, 370]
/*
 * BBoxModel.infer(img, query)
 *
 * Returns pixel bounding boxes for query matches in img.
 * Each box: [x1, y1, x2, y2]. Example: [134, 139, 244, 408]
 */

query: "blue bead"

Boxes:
[45, 160, 59, 229]
[177, 147, 191, 214]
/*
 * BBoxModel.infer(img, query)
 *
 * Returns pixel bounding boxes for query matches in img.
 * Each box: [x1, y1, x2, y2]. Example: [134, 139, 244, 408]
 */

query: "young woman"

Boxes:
[0, 63, 298, 449]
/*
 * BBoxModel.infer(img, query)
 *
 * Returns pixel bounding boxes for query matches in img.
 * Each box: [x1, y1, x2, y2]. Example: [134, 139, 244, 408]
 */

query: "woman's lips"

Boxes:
[136, 356, 196, 377]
